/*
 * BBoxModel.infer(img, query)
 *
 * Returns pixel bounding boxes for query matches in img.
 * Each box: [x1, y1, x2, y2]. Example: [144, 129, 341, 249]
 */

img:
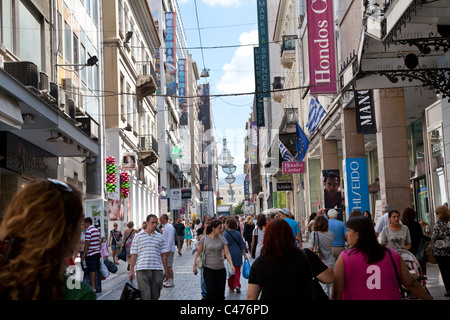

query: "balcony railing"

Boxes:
[281, 35, 296, 68]
[136, 62, 158, 96]
[138, 134, 159, 166]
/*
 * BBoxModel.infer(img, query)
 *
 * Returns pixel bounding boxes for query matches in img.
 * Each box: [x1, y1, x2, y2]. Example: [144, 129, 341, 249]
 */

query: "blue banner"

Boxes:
[343, 158, 370, 221]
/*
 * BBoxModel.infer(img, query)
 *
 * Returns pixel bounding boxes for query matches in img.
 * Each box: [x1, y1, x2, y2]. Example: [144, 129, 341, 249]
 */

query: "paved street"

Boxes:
[94, 244, 249, 301]
[84, 240, 450, 301]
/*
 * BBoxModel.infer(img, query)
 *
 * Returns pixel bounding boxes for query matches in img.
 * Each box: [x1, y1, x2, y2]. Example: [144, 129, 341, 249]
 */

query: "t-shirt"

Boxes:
[374, 213, 389, 234]
[379, 225, 411, 251]
[341, 247, 402, 300]
[63, 278, 96, 300]
[224, 230, 246, 266]
[174, 223, 185, 237]
[199, 235, 228, 270]
[284, 218, 300, 238]
[308, 230, 335, 267]
[85, 225, 101, 256]
[162, 223, 176, 252]
[328, 219, 347, 247]
[249, 249, 328, 300]
[130, 230, 169, 271]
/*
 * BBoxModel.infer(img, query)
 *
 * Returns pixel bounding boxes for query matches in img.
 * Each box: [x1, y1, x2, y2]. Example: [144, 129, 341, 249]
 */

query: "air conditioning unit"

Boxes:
[39, 72, 49, 91]
[140, 136, 150, 150]
[67, 98, 76, 120]
[50, 82, 59, 103]
[76, 116, 99, 139]
[4, 61, 39, 89]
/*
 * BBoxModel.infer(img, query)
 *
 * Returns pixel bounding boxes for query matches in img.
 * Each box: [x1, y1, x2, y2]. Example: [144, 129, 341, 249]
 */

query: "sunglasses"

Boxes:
[47, 179, 73, 215]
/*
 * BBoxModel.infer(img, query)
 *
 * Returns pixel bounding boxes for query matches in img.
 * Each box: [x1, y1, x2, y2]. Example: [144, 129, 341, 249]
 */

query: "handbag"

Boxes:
[243, 259, 250, 279]
[386, 248, 408, 300]
[196, 237, 207, 269]
[300, 249, 329, 300]
[118, 230, 135, 262]
[313, 232, 323, 260]
[426, 243, 437, 264]
[120, 282, 142, 300]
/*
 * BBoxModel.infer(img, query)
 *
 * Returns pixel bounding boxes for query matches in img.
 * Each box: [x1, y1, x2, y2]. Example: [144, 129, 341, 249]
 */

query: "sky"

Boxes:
[177, 0, 259, 178]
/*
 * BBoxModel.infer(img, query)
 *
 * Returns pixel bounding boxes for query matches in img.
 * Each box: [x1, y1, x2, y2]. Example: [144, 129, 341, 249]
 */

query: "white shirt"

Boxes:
[374, 212, 389, 234]
[130, 230, 169, 271]
[162, 223, 176, 252]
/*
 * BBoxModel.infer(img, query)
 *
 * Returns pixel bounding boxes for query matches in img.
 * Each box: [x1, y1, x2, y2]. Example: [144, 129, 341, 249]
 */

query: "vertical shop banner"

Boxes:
[307, 0, 337, 94]
[343, 158, 370, 221]
[165, 12, 177, 95]
[250, 121, 258, 164]
[256, 0, 271, 98]
[354, 90, 377, 134]
[253, 47, 264, 126]
[151, 11, 161, 94]
[178, 58, 188, 125]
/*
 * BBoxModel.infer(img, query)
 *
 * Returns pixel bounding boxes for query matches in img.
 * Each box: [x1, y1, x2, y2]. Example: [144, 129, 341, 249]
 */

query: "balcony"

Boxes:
[138, 134, 159, 166]
[136, 62, 158, 97]
[272, 76, 285, 102]
[281, 35, 296, 69]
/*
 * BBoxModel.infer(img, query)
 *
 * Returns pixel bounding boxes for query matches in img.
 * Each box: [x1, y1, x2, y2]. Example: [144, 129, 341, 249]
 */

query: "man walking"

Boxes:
[82, 217, 101, 292]
[327, 209, 347, 263]
[160, 214, 176, 287]
[281, 208, 303, 248]
[174, 218, 185, 256]
[129, 214, 169, 300]
[374, 204, 391, 238]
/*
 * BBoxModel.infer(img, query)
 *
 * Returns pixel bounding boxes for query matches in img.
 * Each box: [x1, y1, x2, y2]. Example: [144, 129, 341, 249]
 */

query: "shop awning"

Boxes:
[0, 92, 23, 130]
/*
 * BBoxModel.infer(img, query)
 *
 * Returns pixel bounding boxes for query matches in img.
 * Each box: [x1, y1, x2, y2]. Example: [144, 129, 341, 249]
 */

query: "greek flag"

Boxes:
[306, 97, 326, 134]
[278, 139, 294, 162]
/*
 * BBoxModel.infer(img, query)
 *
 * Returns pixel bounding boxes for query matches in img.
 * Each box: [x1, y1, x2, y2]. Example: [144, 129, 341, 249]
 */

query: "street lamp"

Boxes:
[56, 56, 99, 68]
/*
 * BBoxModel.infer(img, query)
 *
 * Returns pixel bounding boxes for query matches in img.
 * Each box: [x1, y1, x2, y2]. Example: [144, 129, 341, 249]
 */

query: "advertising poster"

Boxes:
[322, 169, 342, 217]
[165, 12, 177, 95]
[343, 158, 370, 221]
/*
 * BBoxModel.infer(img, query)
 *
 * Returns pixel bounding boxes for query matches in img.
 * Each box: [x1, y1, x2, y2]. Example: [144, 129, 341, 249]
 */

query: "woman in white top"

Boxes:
[379, 210, 411, 251]
[251, 214, 267, 259]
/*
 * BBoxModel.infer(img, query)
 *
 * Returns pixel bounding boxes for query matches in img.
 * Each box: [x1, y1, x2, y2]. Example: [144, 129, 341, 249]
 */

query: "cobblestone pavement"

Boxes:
[93, 241, 450, 301]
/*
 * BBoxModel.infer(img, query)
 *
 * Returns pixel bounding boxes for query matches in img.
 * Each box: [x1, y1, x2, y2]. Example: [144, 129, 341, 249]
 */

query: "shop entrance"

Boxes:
[414, 178, 430, 224]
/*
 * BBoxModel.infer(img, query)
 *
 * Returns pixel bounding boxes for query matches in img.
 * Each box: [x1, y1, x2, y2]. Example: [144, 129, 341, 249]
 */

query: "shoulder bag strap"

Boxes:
[386, 248, 406, 298]
[226, 230, 241, 247]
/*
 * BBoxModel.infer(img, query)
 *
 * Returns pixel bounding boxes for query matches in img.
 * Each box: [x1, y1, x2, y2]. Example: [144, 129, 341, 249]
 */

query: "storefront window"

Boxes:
[408, 118, 425, 178]
[429, 126, 448, 208]
[308, 158, 322, 214]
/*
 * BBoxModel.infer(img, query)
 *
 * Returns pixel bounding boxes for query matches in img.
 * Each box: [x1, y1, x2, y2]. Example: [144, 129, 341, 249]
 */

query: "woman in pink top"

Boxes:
[333, 216, 432, 300]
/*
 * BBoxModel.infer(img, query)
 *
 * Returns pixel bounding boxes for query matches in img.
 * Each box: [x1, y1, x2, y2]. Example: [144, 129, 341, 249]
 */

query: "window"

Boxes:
[1, 0, 14, 50]
[64, 22, 71, 63]
[57, 12, 63, 55]
[120, 74, 125, 117]
[80, 43, 86, 82]
[18, 1, 42, 69]
[127, 83, 131, 124]
[118, 0, 124, 35]
[73, 33, 79, 66]
[91, 0, 98, 24]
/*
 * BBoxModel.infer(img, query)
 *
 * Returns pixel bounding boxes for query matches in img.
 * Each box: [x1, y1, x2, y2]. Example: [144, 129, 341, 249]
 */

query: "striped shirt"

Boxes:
[85, 225, 101, 256]
[130, 230, 169, 271]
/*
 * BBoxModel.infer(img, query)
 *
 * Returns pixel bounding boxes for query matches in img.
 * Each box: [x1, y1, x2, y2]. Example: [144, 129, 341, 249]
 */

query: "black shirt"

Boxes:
[174, 223, 185, 237]
[249, 249, 328, 300]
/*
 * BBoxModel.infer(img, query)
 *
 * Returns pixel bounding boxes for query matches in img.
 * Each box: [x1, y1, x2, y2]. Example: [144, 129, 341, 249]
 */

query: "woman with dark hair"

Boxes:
[0, 179, 95, 300]
[401, 208, 424, 256]
[431, 206, 450, 297]
[333, 216, 432, 300]
[192, 219, 235, 300]
[224, 219, 248, 293]
[251, 214, 267, 259]
[247, 219, 334, 300]
[380, 210, 411, 251]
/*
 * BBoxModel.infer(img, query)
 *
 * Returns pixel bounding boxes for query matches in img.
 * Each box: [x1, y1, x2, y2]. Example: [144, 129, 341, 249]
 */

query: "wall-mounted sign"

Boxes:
[343, 158, 370, 221]
[277, 182, 293, 191]
[354, 90, 377, 134]
[282, 161, 305, 174]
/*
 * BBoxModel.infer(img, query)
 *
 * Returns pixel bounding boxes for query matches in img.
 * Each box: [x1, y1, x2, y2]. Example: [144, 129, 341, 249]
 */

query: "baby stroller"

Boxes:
[397, 249, 432, 298]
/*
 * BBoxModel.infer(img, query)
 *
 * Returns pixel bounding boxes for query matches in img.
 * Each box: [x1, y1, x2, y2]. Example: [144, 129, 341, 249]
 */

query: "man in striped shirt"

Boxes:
[82, 217, 101, 292]
[129, 214, 169, 300]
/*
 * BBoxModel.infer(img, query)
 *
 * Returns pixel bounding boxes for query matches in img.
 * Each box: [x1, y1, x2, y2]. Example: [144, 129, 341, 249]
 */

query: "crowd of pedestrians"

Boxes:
[0, 179, 449, 301]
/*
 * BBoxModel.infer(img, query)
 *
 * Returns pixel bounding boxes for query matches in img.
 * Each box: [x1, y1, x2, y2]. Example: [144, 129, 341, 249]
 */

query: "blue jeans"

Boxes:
[200, 268, 207, 298]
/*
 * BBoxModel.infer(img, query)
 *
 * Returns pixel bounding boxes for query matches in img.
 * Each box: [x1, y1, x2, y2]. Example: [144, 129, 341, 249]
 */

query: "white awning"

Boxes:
[0, 92, 23, 130]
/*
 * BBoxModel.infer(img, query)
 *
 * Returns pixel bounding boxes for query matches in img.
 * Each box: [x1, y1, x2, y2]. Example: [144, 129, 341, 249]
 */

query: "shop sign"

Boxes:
[354, 90, 377, 134]
[343, 158, 370, 220]
[277, 182, 293, 191]
[282, 161, 305, 174]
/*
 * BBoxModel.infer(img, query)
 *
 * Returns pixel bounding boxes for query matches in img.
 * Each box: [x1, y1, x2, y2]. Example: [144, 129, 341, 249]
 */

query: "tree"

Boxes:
[233, 201, 244, 215]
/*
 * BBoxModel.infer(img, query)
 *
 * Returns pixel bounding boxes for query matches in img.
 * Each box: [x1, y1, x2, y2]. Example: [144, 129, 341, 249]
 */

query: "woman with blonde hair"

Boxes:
[0, 179, 95, 300]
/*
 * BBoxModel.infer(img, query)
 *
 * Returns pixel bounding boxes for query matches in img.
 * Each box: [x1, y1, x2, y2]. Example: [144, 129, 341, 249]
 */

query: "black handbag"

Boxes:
[120, 282, 142, 300]
[118, 230, 134, 262]
[300, 249, 329, 300]
[103, 258, 118, 273]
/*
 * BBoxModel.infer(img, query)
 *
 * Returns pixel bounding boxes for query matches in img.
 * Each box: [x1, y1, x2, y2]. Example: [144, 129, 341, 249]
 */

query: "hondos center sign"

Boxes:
[307, 0, 337, 94]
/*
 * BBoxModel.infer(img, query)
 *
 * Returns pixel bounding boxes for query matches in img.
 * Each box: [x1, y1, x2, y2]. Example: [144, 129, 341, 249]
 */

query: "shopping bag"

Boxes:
[225, 259, 231, 279]
[100, 258, 110, 279]
[118, 246, 127, 262]
[243, 259, 250, 279]
[120, 281, 142, 300]
[103, 258, 118, 273]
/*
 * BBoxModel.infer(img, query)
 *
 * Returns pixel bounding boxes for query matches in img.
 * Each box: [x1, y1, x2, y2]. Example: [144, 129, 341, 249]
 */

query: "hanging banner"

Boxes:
[250, 121, 258, 164]
[165, 12, 177, 95]
[307, 0, 337, 94]
[256, 0, 271, 99]
[253, 47, 264, 126]
[178, 58, 188, 125]
[343, 158, 370, 221]
[354, 90, 377, 134]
